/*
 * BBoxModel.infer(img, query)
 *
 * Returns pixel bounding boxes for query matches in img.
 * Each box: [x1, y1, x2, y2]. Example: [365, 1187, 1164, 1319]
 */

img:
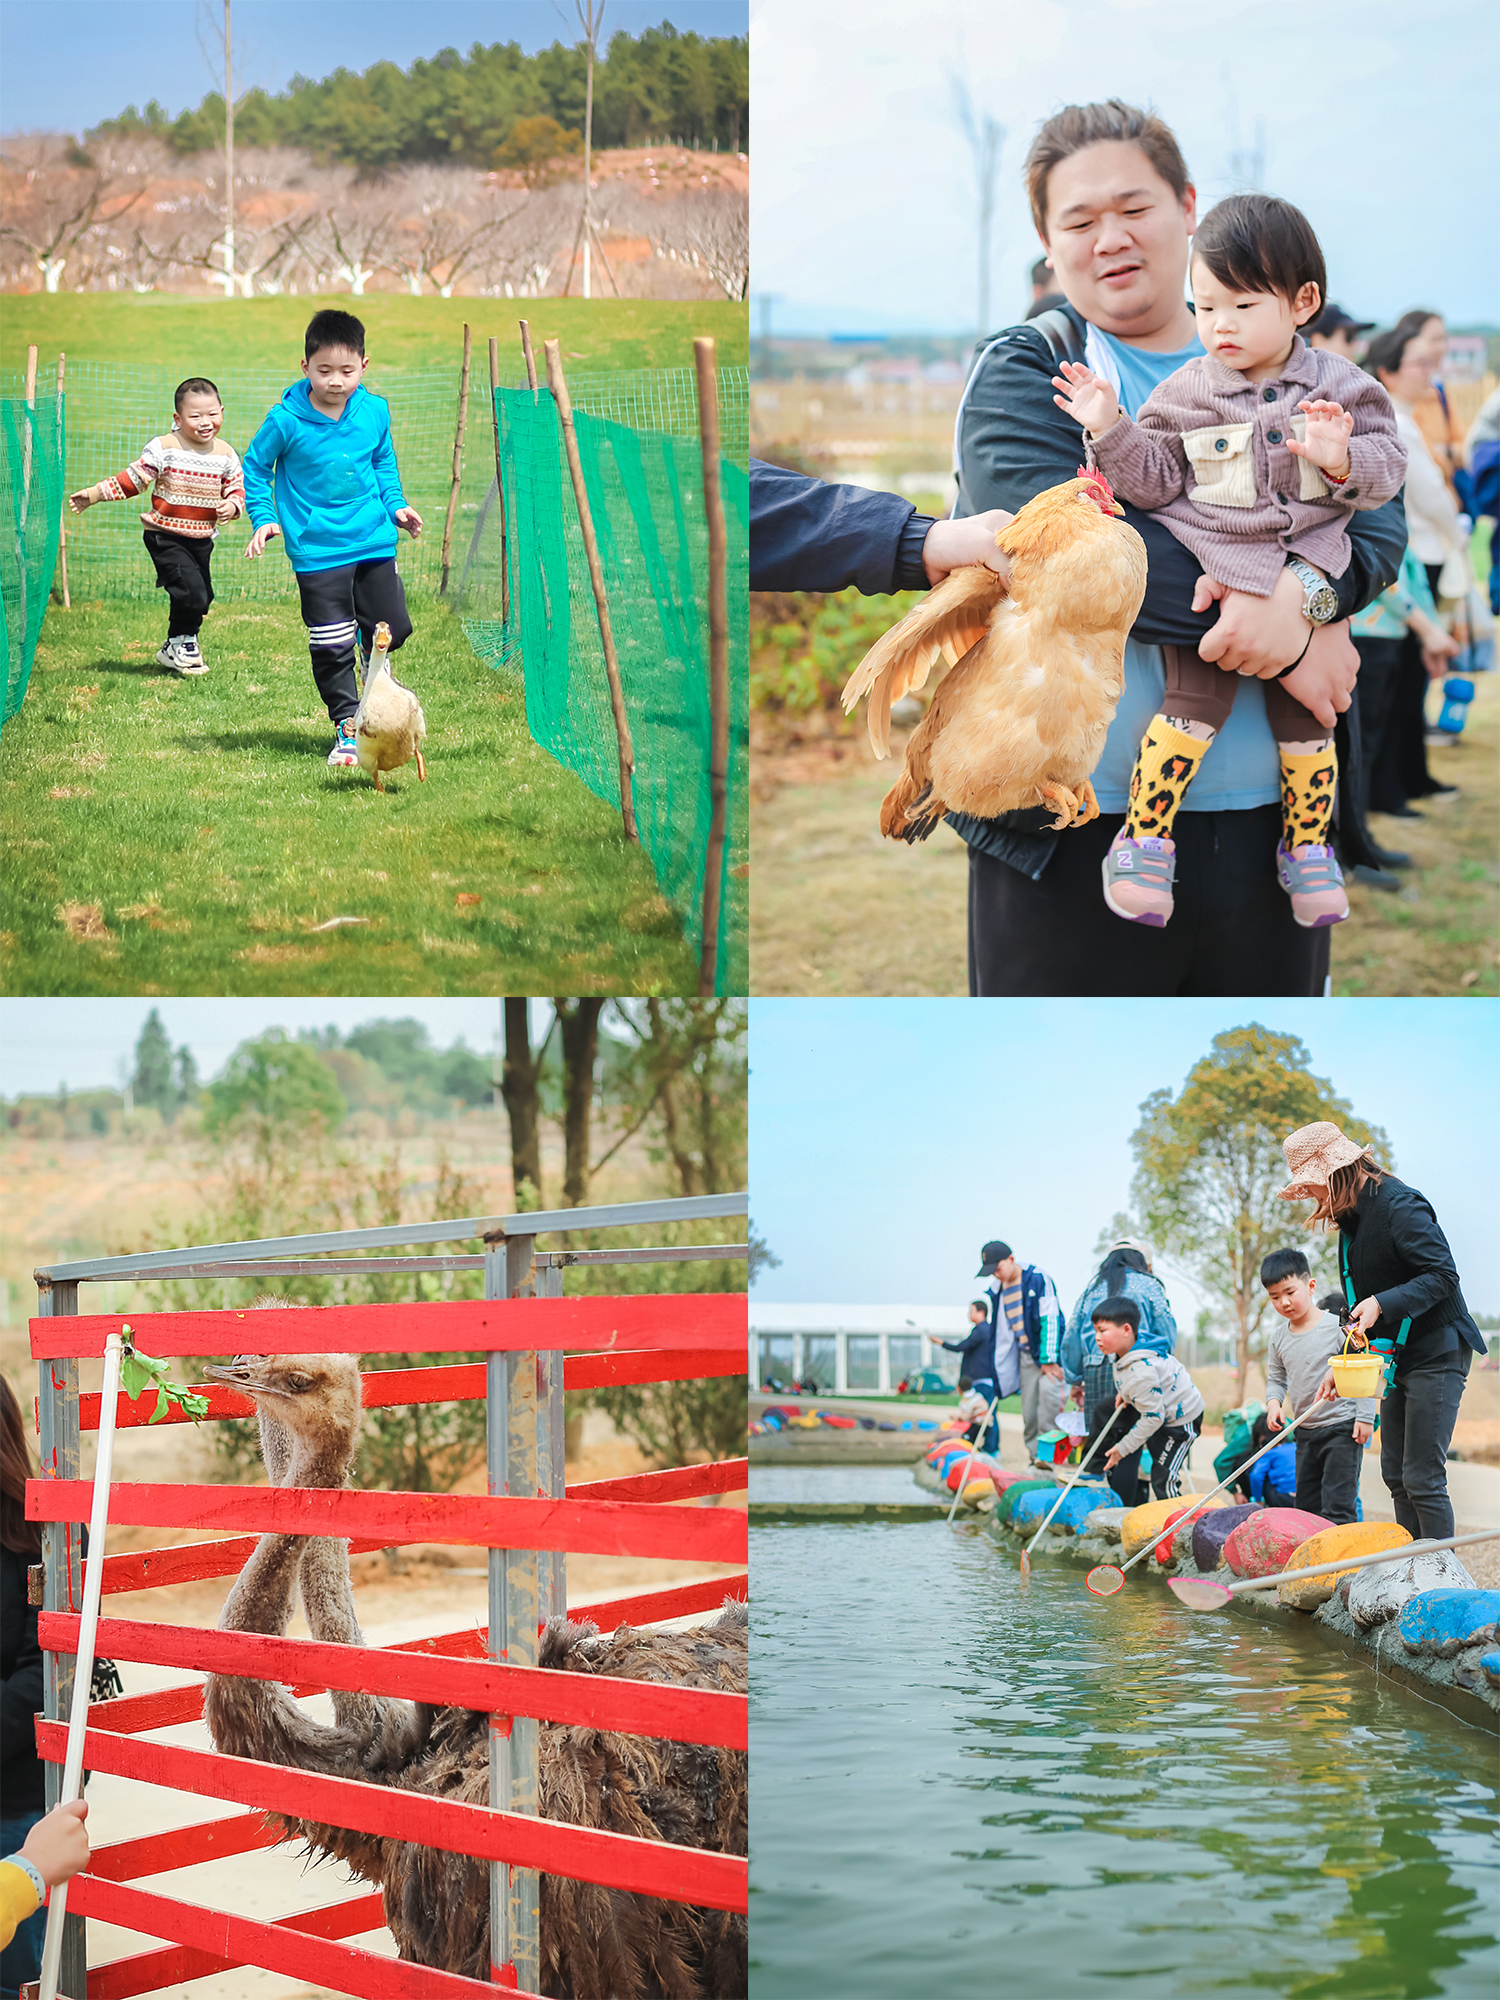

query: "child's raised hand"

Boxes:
[1052, 361, 1123, 436]
[1290, 400, 1354, 476]
[245, 522, 280, 559]
[68, 488, 94, 514]
[394, 506, 423, 539]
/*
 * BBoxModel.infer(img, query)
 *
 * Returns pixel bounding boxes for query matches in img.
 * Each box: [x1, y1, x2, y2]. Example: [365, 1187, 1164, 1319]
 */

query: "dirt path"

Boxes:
[750, 672, 1498, 997]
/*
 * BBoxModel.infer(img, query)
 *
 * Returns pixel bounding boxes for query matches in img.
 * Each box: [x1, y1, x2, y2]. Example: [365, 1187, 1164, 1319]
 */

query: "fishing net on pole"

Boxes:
[458, 367, 749, 995]
[0, 391, 65, 739]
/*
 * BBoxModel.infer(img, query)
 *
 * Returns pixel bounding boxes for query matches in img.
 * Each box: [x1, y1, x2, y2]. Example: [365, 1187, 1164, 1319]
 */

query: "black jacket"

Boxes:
[937, 1323, 997, 1384]
[1338, 1175, 1487, 1370]
[750, 459, 934, 595]
[2, 1541, 46, 1815]
[948, 305, 1405, 878]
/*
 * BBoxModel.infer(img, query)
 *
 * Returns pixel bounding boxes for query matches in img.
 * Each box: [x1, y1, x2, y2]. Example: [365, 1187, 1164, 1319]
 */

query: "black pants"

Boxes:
[1295, 1421, 1363, 1525]
[1353, 637, 1405, 823]
[1370, 630, 1434, 812]
[1381, 1352, 1469, 1540]
[295, 559, 412, 724]
[143, 529, 214, 637]
[967, 805, 1331, 996]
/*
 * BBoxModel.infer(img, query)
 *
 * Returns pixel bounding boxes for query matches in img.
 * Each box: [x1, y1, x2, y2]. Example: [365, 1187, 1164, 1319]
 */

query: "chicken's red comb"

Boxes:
[1077, 465, 1116, 508]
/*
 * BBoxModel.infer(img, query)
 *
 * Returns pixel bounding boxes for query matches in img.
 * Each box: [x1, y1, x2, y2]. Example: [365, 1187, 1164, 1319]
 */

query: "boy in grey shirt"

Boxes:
[1261, 1248, 1376, 1525]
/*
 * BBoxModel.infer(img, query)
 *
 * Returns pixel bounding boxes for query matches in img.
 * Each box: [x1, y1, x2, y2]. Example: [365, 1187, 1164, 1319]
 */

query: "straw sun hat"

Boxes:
[1279, 1121, 1369, 1199]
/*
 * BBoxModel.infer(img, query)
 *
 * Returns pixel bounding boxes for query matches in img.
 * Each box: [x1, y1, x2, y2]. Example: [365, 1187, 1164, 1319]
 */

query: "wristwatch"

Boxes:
[1286, 556, 1339, 625]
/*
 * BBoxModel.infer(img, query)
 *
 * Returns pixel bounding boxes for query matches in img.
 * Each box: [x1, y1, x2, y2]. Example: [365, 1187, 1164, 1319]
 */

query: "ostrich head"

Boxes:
[202, 1352, 363, 1488]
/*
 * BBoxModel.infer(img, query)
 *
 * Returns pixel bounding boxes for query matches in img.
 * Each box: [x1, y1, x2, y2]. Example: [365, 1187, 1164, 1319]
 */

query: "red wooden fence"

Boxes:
[28, 1291, 748, 1999]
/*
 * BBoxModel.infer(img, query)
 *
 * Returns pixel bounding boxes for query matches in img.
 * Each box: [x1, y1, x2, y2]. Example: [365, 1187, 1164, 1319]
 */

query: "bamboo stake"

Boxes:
[438, 322, 471, 596]
[519, 318, 539, 392]
[55, 351, 70, 608]
[694, 336, 729, 995]
[543, 337, 638, 843]
[488, 336, 510, 624]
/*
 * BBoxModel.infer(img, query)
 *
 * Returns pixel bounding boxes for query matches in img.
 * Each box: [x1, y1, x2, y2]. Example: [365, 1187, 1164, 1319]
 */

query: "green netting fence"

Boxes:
[1, 393, 65, 739]
[456, 368, 748, 995]
[1, 353, 748, 990]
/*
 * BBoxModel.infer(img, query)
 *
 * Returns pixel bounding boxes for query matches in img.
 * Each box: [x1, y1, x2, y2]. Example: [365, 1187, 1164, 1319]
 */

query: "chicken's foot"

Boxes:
[1072, 778, 1100, 827]
[373, 771, 384, 793]
[415, 752, 427, 782]
[1039, 780, 1081, 831]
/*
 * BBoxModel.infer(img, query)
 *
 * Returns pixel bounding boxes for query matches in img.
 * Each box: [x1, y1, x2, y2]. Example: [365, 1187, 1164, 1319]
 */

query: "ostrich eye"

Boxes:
[287, 1374, 314, 1392]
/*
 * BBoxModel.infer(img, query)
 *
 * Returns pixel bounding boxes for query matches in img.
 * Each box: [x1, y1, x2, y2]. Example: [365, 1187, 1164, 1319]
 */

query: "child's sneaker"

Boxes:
[1276, 841, 1350, 927]
[327, 720, 360, 768]
[157, 636, 209, 677]
[1102, 830, 1177, 926]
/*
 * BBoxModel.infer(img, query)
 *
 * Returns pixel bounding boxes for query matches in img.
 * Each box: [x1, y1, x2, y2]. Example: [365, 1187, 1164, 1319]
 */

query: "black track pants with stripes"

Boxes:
[296, 559, 412, 723]
[1146, 1418, 1201, 1500]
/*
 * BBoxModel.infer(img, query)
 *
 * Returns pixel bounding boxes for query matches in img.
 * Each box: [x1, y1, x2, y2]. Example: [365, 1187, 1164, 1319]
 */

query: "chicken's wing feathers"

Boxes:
[841, 563, 1007, 758]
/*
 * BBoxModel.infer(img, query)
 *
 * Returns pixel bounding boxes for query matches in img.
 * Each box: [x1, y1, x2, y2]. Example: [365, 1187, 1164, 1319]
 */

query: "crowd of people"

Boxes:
[749, 96, 1498, 994]
[928, 1120, 1485, 1544]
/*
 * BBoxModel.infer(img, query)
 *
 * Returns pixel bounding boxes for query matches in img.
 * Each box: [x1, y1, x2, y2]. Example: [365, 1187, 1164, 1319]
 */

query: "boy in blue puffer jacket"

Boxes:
[242, 310, 424, 767]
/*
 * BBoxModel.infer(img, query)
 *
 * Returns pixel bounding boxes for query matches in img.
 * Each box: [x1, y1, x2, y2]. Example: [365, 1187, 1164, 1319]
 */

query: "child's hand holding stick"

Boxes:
[1052, 361, 1124, 437]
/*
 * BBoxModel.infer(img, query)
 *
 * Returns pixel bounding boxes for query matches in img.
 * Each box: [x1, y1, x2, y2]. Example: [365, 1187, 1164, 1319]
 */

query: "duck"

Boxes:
[354, 620, 426, 791]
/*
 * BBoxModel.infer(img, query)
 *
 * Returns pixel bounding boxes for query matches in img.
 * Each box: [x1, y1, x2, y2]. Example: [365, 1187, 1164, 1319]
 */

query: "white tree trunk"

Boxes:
[405, 273, 423, 296]
[41, 258, 65, 292]
[438, 281, 453, 298]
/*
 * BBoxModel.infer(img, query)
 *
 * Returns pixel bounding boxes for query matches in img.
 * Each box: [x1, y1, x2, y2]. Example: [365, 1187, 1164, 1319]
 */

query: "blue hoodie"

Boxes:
[242, 380, 407, 573]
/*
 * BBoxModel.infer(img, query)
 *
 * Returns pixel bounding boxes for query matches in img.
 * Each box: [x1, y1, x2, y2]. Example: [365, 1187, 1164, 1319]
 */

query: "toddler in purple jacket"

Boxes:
[1053, 194, 1406, 931]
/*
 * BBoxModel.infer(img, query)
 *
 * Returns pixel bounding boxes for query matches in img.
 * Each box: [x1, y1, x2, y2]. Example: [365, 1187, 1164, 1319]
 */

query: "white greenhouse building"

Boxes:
[750, 1303, 974, 1395]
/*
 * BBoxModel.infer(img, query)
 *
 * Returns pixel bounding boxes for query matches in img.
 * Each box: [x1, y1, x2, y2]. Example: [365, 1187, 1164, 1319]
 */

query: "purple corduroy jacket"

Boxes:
[1086, 337, 1406, 595]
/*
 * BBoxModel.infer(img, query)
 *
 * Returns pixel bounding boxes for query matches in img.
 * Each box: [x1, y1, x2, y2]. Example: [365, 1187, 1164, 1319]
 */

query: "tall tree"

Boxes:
[555, 999, 605, 1206]
[1129, 1025, 1389, 1401]
[131, 1009, 177, 1119]
[175, 1045, 200, 1110]
[501, 999, 545, 1210]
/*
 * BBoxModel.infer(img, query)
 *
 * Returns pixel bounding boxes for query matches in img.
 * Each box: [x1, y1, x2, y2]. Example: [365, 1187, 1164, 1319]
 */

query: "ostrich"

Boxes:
[200, 1351, 747, 1999]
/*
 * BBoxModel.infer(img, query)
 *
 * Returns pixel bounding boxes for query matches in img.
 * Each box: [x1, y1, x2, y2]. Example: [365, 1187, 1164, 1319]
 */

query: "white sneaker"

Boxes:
[157, 637, 209, 677]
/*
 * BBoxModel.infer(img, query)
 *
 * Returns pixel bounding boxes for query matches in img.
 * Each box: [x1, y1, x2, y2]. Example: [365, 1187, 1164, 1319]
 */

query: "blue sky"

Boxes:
[0, 2, 747, 135]
[750, 0, 1498, 334]
[749, 999, 1500, 1318]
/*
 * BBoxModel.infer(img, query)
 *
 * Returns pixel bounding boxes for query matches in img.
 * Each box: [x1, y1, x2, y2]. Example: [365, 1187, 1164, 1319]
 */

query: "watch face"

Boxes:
[1311, 584, 1339, 622]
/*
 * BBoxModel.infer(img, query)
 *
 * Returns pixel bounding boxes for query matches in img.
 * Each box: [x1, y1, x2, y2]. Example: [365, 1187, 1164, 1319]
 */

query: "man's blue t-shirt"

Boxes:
[1086, 324, 1283, 814]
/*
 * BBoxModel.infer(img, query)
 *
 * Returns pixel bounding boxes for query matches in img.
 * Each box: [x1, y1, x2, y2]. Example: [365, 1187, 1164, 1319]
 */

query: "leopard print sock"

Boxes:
[1279, 743, 1338, 847]
[1123, 715, 1212, 841]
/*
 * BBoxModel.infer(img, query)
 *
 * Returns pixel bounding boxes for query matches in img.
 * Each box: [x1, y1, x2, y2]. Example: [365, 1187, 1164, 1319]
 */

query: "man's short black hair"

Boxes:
[305, 308, 366, 360]
[969, 1298, 989, 1315]
[1191, 194, 1327, 324]
[1091, 1294, 1140, 1331]
[174, 376, 220, 411]
[1319, 1291, 1348, 1318]
[957, 1375, 973, 1392]
[1261, 1247, 1311, 1288]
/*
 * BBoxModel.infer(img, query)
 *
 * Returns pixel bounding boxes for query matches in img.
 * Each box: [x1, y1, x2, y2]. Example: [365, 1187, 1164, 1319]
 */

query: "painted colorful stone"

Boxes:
[1120, 1498, 1194, 1561]
[1480, 1651, 1500, 1687]
[1223, 1508, 1333, 1578]
[1012, 1487, 1063, 1531]
[1346, 1548, 1474, 1629]
[1192, 1502, 1261, 1572]
[1082, 1507, 1130, 1547]
[1398, 1589, 1500, 1658]
[1052, 1486, 1118, 1534]
[1277, 1523, 1412, 1609]
[1156, 1495, 1236, 1566]
[989, 1466, 1029, 1494]
[995, 1477, 1058, 1526]
[945, 1455, 999, 1491]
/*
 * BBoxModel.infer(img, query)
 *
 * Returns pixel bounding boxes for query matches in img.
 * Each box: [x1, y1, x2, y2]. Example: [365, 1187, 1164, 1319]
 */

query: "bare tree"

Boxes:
[649, 191, 749, 301]
[552, 0, 606, 299]
[951, 76, 1003, 336]
[0, 132, 151, 291]
[287, 172, 398, 295]
[388, 167, 524, 297]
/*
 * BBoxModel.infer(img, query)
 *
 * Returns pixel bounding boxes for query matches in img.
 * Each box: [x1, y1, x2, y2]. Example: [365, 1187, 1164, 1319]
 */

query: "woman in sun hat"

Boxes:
[1278, 1120, 1486, 1540]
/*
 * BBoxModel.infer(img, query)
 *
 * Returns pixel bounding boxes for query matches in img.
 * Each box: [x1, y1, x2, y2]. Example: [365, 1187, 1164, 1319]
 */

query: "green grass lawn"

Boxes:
[0, 594, 698, 996]
[1, 295, 748, 378]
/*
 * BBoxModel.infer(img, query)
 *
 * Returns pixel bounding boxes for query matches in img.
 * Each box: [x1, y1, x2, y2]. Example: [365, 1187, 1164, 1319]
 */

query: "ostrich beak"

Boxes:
[202, 1356, 294, 1398]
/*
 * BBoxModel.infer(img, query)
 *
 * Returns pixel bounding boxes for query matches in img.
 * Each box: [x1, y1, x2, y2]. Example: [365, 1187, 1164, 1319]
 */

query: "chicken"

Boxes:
[354, 621, 427, 792]
[841, 471, 1147, 840]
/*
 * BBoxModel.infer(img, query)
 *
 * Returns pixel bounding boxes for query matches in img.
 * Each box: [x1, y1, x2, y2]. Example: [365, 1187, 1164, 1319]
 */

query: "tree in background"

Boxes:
[748, 1224, 780, 1288]
[1129, 1025, 1390, 1402]
[500, 998, 550, 1210]
[494, 116, 582, 187]
[203, 1029, 347, 1164]
[130, 1008, 176, 1120]
[556, 998, 605, 1207]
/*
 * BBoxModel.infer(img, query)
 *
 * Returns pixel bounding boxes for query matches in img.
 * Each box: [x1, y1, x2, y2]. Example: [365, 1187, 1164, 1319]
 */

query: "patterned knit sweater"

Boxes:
[92, 434, 246, 539]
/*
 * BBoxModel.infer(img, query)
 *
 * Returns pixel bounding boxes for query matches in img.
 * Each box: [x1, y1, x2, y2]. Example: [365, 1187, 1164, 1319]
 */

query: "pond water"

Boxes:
[751, 1498, 1499, 1999]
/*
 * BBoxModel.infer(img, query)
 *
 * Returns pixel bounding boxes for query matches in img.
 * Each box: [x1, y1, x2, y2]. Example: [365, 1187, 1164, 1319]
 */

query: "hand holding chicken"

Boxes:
[841, 471, 1148, 841]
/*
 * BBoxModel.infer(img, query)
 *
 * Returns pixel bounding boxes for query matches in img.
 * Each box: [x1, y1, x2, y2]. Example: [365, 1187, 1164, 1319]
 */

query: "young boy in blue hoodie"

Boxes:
[242, 310, 424, 767]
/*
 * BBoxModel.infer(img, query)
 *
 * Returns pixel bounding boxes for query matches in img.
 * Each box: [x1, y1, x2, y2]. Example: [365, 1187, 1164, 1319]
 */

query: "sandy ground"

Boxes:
[35, 1412, 744, 1999]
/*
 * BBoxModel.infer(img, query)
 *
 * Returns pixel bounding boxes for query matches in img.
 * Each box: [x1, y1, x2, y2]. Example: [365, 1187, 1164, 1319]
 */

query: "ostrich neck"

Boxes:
[220, 1417, 354, 1639]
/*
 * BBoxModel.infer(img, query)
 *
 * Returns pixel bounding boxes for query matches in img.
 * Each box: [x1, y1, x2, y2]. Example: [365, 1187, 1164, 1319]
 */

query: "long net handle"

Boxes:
[1115, 1402, 1318, 1577]
[1023, 1418, 1113, 1554]
[1227, 1526, 1500, 1597]
[945, 1393, 1002, 1525]
[39, 1330, 124, 2000]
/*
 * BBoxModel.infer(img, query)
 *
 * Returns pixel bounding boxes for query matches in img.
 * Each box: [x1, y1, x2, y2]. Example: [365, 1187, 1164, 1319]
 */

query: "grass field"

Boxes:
[1, 295, 749, 378]
[0, 594, 698, 996]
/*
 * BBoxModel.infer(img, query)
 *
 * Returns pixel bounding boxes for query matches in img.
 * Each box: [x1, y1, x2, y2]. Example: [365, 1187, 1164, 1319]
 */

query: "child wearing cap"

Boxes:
[1092, 1295, 1205, 1506]
[1261, 1246, 1374, 1524]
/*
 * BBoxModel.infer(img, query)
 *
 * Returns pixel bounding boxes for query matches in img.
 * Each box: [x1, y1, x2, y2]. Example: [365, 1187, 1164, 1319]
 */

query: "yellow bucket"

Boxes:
[1328, 1354, 1385, 1398]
